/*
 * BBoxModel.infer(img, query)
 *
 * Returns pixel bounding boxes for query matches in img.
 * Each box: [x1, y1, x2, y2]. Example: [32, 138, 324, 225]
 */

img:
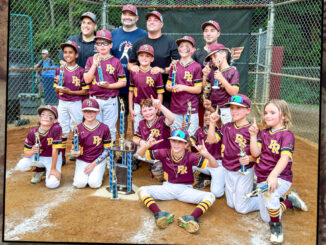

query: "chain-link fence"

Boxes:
[8, 0, 321, 143]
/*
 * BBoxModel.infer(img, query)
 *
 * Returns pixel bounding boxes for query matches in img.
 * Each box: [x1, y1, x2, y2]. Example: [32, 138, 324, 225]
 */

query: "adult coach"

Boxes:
[111, 4, 147, 117]
[58, 12, 98, 68]
[128, 10, 180, 106]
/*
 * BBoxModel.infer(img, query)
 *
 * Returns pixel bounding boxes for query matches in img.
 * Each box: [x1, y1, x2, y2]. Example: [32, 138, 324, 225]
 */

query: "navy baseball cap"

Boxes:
[224, 94, 251, 108]
[81, 12, 97, 24]
[168, 128, 190, 143]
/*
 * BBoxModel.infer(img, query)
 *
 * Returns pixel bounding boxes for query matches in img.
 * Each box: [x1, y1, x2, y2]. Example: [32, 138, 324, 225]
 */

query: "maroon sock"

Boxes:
[62, 137, 67, 160]
[34, 167, 45, 172]
[142, 196, 161, 214]
[191, 201, 211, 219]
[268, 208, 280, 223]
[282, 199, 293, 209]
[191, 207, 203, 219]
[270, 216, 280, 223]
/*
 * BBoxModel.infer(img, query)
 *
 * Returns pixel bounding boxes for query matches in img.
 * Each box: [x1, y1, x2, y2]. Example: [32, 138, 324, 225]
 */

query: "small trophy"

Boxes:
[184, 101, 192, 131]
[72, 122, 80, 155]
[171, 61, 177, 87]
[32, 132, 41, 164]
[238, 140, 248, 175]
[97, 56, 106, 85]
[212, 59, 220, 89]
[57, 65, 64, 89]
[111, 165, 119, 200]
[119, 97, 125, 150]
[244, 184, 268, 199]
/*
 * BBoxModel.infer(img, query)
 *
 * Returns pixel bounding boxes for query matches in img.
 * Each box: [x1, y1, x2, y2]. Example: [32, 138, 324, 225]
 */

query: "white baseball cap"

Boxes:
[41, 49, 49, 54]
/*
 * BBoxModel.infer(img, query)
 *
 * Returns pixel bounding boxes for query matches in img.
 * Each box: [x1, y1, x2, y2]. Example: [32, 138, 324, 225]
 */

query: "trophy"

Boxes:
[119, 97, 126, 150]
[183, 101, 192, 131]
[212, 59, 220, 89]
[32, 132, 41, 164]
[238, 140, 248, 175]
[244, 184, 268, 199]
[110, 157, 119, 200]
[97, 56, 106, 85]
[72, 122, 80, 155]
[171, 61, 177, 87]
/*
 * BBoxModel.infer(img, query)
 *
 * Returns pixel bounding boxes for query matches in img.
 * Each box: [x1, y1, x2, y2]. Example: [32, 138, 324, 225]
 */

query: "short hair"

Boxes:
[140, 98, 153, 108]
[263, 99, 292, 129]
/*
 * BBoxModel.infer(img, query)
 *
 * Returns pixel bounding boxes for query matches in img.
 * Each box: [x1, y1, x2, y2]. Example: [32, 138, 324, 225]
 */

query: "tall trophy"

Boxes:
[72, 122, 80, 155]
[171, 61, 177, 87]
[32, 132, 41, 164]
[119, 97, 125, 151]
[57, 65, 65, 95]
[184, 101, 192, 131]
[212, 59, 220, 89]
[97, 56, 105, 85]
[238, 140, 248, 175]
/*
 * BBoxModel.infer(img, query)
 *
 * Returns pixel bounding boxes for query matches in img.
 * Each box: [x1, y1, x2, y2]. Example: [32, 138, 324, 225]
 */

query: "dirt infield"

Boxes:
[4, 118, 318, 245]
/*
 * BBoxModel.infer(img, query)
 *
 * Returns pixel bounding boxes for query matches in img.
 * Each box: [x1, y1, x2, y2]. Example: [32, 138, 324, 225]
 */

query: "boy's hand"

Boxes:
[96, 81, 110, 89]
[129, 109, 136, 122]
[202, 96, 212, 109]
[214, 70, 224, 81]
[202, 64, 211, 77]
[145, 134, 163, 148]
[130, 65, 140, 73]
[173, 84, 186, 93]
[54, 75, 59, 83]
[151, 66, 163, 75]
[59, 87, 71, 94]
[191, 140, 209, 157]
[70, 149, 80, 157]
[249, 117, 259, 136]
[166, 83, 173, 91]
[182, 120, 191, 129]
[93, 53, 100, 67]
[239, 155, 250, 166]
[210, 107, 220, 123]
[31, 144, 39, 154]
[48, 169, 61, 181]
[59, 60, 67, 66]
[150, 95, 161, 109]
[84, 162, 97, 175]
[267, 174, 278, 193]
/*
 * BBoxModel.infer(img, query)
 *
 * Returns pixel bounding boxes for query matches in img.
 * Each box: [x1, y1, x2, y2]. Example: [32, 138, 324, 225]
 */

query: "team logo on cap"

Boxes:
[100, 30, 106, 36]
[45, 105, 52, 109]
[86, 100, 93, 107]
[144, 45, 149, 51]
[85, 12, 91, 16]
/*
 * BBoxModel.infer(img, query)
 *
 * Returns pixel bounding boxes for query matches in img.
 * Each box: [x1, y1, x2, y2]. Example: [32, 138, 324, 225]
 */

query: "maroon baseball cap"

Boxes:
[205, 43, 228, 62]
[60, 40, 79, 53]
[224, 94, 251, 108]
[145, 10, 163, 22]
[122, 4, 138, 16]
[81, 12, 97, 24]
[95, 29, 112, 42]
[37, 105, 58, 119]
[201, 20, 221, 32]
[82, 98, 100, 111]
[168, 128, 190, 143]
[176, 35, 196, 48]
[137, 44, 154, 56]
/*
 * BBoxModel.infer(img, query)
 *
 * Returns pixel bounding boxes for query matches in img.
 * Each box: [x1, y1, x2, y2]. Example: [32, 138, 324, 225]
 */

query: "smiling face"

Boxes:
[95, 38, 112, 56]
[210, 50, 225, 67]
[63, 46, 78, 65]
[203, 25, 220, 45]
[178, 41, 195, 59]
[121, 10, 138, 28]
[82, 110, 99, 123]
[264, 103, 285, 129]
[141, 105, 158, 122]
[170, 139, 188, 155]
[39, 110, 57, 127]
[81, 17, 97, 37]
[146, 15, 163, 33]
[138, 52, 154, 67]
[230, 105, 250, 123]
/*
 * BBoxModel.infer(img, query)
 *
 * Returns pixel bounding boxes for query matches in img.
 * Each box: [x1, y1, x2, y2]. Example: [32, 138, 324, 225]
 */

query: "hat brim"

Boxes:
[201, 22, 220, 32]
[94, 37, 112, 42]
[224, 102, 249, 108]
[82, 107, 100, 112]
[37, 107, 58, 119]
[80, 15, 97, 24]
[145, 12, 162, 22]
[60, 43, 78, 53]
[205, 48, 228, 62]
[137, 50, 154, 56]
[176, 39, 195, 47]
[168, 136, 188, 143]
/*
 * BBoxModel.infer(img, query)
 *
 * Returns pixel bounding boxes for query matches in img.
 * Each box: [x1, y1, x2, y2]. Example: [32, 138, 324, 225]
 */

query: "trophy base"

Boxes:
[99, 82, 107, 85]
[212, 86, 220, 89]
[32, 161, 39, 165]
[56, 86, 64, 89]
[237, 170, 249, 176]
[106, 186, 135, 195]
[71, 151, 80, 155]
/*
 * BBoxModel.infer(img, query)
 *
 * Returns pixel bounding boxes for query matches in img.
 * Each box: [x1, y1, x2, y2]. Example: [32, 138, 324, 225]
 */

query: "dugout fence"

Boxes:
[8, 0, 321, 143]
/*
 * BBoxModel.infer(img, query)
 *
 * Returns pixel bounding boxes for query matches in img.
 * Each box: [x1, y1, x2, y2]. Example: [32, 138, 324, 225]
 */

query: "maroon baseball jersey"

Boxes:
[75, 122, 112, 163]
[24, 124, 63, 157]
[190, 127, 222, 160]
[255, 128, 294, 183]
[207, 66, 240, 108]
[129, 68, 164, 104]
[54, 65, 88, 101]
[85, 55, 126, 98]
[145, 148, 208, 184]
[134, 115, 171, 150]
[167, 61, 202, 114]
[218, 122, 254, 171]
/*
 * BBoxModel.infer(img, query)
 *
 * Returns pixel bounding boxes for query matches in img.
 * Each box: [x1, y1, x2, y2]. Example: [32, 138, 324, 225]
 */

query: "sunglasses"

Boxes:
[171, 130, 188, 140]
[95, 42, 111, 46]
[229, 95, 249, 107]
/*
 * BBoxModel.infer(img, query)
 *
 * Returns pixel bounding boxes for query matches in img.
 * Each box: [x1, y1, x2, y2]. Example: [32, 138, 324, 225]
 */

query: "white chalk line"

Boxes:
[4, 185, 76, 241]
[129, 216, 155, 244]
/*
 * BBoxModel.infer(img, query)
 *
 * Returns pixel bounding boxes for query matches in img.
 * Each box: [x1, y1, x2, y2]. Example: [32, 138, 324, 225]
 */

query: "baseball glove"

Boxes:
[151, 161, 164, 182]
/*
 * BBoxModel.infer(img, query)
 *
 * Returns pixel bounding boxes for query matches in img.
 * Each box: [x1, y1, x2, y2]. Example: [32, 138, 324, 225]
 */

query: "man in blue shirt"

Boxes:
[111, 4, 147, 118]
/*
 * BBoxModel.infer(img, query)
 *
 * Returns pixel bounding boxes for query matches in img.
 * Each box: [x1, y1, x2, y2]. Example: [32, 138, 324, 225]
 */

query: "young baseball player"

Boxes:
[166, 36, 202, 136]
[70, 98, 112, 188]
[54, 40, 89, 164]
[190, 108, 225, 197]
[249, 99, 308, 244]
[129, 44, 164, 133]
[207, 94, 259, 214]
[136, 128, 218, 234]
[132, 96, 174, 172]
[84, 29, 126, 143]
[203, 43, 240, 124]
[16, 105, 63, 189]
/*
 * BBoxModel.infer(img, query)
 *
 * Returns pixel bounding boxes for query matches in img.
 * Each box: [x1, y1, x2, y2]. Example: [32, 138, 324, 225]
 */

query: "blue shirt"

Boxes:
[111, 27, 147, 94]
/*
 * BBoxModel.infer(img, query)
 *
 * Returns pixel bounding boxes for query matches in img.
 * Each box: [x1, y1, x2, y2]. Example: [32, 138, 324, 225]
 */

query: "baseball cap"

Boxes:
[94, 29, 112, 42]
[82, 98, 100, 111]
[224, 94, 251, 108]
[81, 12, 97, 24]
[205, 43, 228, 62]
[122, 4, 138, 16]
[176, 35, 196, 48]
[168, 128, 190, 143]
[201, 20, 221, 32]
[37, 105, 58, 119]
[60, 40, 79, 53]
[145, 10, 163, 22]
[137, 44, 154, 56]
[41, 49, 48, 55]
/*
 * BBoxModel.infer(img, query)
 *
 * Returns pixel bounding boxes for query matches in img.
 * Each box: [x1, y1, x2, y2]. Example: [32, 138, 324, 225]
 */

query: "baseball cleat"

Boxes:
[269, 221, 283, 244]
[30, 171, 45, 184]
[177, 215, 200, 233]
[286, 190, 308, 212]
[154, 211, 174, 229]
[194, 179, 211, 189]
[68, 155, 76, 161]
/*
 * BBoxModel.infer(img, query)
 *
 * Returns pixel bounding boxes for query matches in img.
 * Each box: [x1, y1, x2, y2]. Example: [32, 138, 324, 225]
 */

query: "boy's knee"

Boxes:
[73, 179, 88, 189]
[46, 176, 60, 189]
[88, 179, 102, 189]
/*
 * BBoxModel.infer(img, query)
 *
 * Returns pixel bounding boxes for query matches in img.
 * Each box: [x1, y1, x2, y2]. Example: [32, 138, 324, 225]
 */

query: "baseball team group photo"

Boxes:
[4, 1, 320, 244]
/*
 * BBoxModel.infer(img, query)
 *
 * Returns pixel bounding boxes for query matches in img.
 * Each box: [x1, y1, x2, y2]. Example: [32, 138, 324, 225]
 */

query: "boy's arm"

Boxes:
[216, 70, 239, 96]
[207, 109, 220, 144]
[173, 84, 202, 94]
[84, 55, 99, 84]
[136, 137, 163, 157]
[249, 118, 261, 158]
[267, 154, 291, 193]
[151, 95, 174, 125]
[48, 148, 61, 180]
[158, 93, 163, 104]
[192, 141, 218, 168]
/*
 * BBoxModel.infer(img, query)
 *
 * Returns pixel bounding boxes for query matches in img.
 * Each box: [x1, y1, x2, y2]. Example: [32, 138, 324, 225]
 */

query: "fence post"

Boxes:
[263, 1, 275, 104]
[254, 28, 263, 104]
[101, 0, 107, 30]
